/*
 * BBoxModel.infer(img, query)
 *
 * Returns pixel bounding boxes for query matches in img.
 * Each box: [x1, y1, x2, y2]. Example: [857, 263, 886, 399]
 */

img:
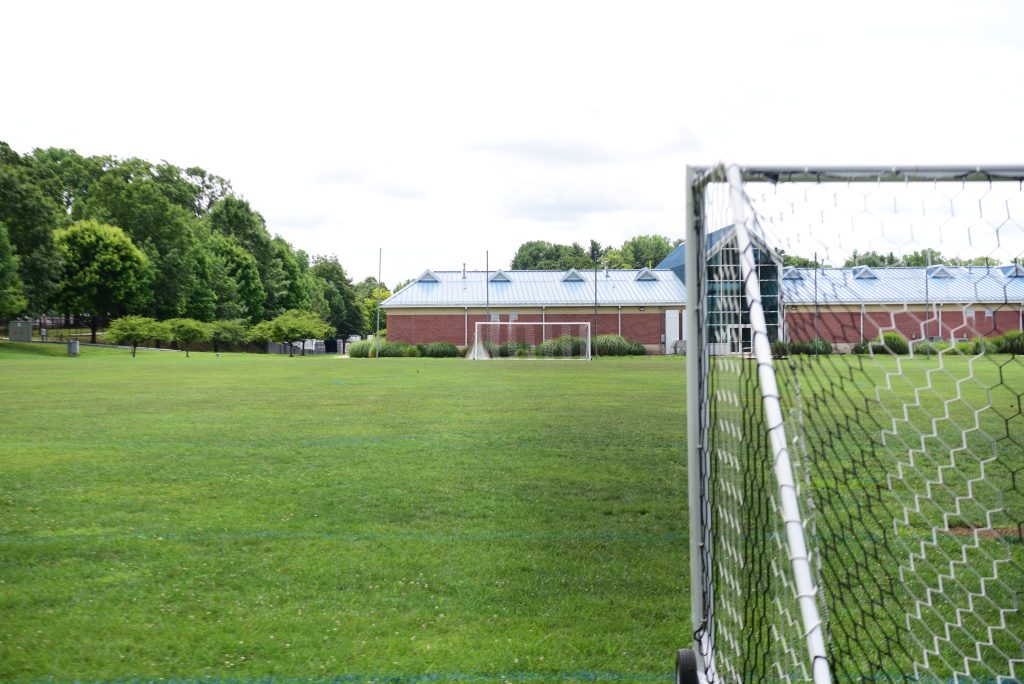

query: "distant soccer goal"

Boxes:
[679, 165, 1024, 684]
[469, 321, 591, 360]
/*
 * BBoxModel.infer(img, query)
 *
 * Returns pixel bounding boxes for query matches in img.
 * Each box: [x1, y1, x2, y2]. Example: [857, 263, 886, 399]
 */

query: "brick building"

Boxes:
[382, 266, 686, 354]
[383, 231, 1023, 353]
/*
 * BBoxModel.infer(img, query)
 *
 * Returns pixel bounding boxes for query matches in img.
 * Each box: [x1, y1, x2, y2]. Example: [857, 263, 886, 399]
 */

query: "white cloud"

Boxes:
[2, 0, 1022, 283]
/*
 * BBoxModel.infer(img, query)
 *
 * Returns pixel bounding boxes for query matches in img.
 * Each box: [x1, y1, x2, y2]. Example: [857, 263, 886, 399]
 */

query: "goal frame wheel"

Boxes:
[676, 648, 699, 684]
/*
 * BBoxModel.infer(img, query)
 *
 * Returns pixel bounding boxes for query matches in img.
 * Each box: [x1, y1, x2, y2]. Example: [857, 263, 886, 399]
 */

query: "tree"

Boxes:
[261, 309, 333, 356]
[165, 318, 209, 357]
[355, 277, 390, 336]
[107, 315, 164, 357]
[208, 319, 250, 354]
[0, 222, 28, 317]
[902, 248, 947, 267]
[620, 234, 673, 269]
[843, 250, 900, 268]
[0, 142, 65, 314]
[310, 255, 362, 338]
[54, 220, 150, 343]
[778, 250, 823, 268]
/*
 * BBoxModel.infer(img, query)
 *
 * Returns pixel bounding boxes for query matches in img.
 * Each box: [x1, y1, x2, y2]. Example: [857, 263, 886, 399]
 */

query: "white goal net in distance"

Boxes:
[682, 165, 1023, 684]
[469, 321, 592, 360]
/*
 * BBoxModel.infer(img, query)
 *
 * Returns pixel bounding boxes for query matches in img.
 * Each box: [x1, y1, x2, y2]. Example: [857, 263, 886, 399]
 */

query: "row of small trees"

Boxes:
[106, 309, 332, 358]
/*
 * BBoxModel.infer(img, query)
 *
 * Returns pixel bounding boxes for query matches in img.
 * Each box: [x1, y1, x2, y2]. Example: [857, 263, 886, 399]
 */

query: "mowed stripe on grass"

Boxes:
[0, 344, 687, 683]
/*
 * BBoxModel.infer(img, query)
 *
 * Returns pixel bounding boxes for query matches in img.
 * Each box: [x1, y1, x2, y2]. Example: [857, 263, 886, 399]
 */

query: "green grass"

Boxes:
[0, 343, 688, 684]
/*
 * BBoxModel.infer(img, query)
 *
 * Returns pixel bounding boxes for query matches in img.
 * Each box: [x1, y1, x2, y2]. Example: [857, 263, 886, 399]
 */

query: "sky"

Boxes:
[4, 0, 1024, 285]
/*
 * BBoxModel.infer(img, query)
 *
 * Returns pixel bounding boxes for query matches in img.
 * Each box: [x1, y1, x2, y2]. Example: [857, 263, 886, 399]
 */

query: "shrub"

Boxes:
[347, 340, 374, 358]
[771, 340, 790, 358]
[851, 339, 870, 354]
[954, 341, 975, 355]
[498, 340, 531, 357]
[627, 341, 646, 356]
[594, 334, 630, 356]
[913, 340, 950, 355]
[536, 335, 586, 357]
[804, 337, 832, 355]
[419, 342, 460, 358]
[971, 336, 990, 355]
[373, 341, 418, 357]
[870, 332, 909, 355]
[993, 330, 1024, 354]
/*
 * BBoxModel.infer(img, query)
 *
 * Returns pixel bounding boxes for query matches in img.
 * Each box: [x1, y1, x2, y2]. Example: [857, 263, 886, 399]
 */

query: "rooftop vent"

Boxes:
[782, 267, 804, 280]
[562, 268, 585, 282]
[489, 269, 511, 283]
[852, 265, 879, 280]
[634, 267, 659, 281]
[1000, 264, 1024, 278]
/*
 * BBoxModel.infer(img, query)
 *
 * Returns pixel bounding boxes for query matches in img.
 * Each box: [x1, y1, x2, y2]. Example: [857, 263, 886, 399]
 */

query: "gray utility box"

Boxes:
[67, 339, 80, 356]
[9, 320, 32, 342]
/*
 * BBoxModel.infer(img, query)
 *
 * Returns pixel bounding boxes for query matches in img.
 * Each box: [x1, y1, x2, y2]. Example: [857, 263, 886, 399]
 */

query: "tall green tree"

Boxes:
[106, 316, 165, 357]
[843, 250, 900, 267]
[310, 255, 362, 337]
[165, 318, 209, 357]
[0, 222, 28, 317]
[54, 220, 150, 342]
[620, 234, 673, 269]
[355, 277, 390, 336]
[0, 142, 65, 314]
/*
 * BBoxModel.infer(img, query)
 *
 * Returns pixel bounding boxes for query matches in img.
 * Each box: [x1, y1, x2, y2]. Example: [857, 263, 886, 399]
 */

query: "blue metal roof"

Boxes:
[781, 266, 1024, 305]
[382, 269, 686, 308]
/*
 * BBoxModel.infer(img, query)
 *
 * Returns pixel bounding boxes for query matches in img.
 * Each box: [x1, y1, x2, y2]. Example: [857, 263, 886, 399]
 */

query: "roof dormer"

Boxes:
[562, 268, 585, 282]
[1000, 264, 1024, 278]
[634, 267, 659, 281]
[927, 265, 953, 279]
[416, 269, 440, 283]
[782, 267, 804, 280]
[489, 269, 511, 283]
[852, 265, 879, 280]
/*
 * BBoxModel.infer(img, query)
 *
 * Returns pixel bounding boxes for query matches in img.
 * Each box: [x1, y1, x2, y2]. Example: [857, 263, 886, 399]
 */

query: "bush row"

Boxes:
[348, 340, 465, 358]
[848, 330, 1024, 356]
[771, 337, 833, 357]
[347, 334, 647, 358]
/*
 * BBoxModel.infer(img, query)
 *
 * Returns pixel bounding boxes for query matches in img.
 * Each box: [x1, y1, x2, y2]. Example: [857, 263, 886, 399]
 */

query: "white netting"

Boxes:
[687, 165, 1023, 684]
[469, 322, 591, 360]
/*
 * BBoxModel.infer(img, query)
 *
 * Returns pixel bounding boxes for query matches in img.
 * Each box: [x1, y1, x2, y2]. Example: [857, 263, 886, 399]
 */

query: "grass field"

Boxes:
[3, 342, 1021, 683]
[0, 343, 688, 684]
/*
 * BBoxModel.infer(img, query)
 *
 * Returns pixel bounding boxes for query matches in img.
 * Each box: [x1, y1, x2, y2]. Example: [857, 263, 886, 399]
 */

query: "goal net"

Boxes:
[469, 321, 591, 360]
[681, 165, 1024, 684]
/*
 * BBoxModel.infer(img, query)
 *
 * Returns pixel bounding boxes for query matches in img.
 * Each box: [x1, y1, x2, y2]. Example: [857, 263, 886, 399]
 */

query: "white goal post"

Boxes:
[680, 164, 1024, 684]
[469, 321, 591, 360]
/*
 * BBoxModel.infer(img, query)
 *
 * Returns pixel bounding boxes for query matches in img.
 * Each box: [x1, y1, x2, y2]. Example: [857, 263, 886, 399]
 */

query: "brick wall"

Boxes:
[785, 305, 1023, 342]
[387, 310, 668, 347]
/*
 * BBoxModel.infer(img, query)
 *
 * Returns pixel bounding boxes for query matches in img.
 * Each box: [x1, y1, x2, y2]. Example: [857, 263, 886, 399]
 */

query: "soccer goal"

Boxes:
[469, 321, 591, 360]
[679, 165, 1024, 684]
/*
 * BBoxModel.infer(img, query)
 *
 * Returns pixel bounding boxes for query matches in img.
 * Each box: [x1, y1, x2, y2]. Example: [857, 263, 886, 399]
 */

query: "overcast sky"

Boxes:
[4, 0, 1023, 284]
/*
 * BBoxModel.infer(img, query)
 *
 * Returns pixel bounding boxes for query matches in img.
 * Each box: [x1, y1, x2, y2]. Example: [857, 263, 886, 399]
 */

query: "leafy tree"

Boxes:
[778, 250, 823, 268]
[620, 234, 673, 269]
[27, 147, 108, 215]
[0, 222, 28, 317]
[261, 309, 333, 357]
[902, 248, 947, 267]
[247, 320, 276, 344]
[263, 236, 308, 316]
[208, 319, 249, 354]
[165, 318, 209, 357]
[204, 231, 265, 321]
[54, 220, 150, 343]
[0, 142, 65, 313]
[107, 315, 164, 357]
[355, 278, 390, 335]
[947, 256, 999, 266]
[843, 250, 900, 267]
[310, 255, 362, 337]
[602, 248, 630, 269]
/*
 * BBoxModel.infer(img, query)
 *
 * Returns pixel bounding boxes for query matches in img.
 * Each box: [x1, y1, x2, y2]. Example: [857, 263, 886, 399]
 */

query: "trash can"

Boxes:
[67, 339, 79, 356]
